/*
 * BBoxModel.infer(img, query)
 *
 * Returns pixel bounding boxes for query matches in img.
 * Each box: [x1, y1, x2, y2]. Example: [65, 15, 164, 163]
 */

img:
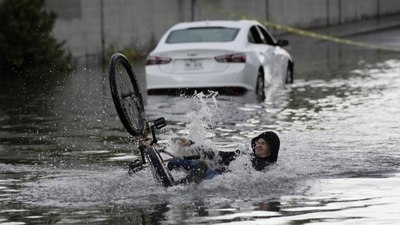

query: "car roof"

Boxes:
[168, 20, 261, 30]
[152, 19, 267, 52]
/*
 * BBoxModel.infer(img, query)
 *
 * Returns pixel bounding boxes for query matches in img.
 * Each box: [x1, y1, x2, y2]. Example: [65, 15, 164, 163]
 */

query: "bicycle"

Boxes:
[108, 53, 175, 187]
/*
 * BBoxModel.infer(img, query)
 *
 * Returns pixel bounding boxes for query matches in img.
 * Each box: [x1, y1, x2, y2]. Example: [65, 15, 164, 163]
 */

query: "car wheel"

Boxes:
[285, 63, 294, 84]
[255, 70, 265, 97]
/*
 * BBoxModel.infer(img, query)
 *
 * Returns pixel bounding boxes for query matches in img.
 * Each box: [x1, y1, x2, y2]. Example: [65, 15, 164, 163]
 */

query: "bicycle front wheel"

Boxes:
[109, 53, 146, 136]
[145, 147, 174, 187]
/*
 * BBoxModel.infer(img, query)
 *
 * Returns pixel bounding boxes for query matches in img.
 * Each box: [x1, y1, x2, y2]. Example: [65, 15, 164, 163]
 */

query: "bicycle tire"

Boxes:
[145, 147, 174, 187]
[109, 53, 146, 136]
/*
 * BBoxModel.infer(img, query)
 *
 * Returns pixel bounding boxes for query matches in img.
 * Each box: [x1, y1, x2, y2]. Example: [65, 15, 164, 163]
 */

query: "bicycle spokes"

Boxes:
[109, 53, 146, 136]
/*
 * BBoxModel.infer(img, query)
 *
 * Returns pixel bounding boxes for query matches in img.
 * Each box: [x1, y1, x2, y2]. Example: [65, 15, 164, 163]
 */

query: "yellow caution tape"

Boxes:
[216, 9, 400, 52]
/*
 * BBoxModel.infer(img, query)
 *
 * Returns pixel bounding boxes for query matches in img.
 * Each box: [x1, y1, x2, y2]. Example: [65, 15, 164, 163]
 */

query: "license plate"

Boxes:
[184, 59, 202, 70]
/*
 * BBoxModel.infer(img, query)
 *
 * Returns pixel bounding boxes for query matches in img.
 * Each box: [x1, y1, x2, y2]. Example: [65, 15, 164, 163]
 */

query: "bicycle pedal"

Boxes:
[128, 159, 144, 175]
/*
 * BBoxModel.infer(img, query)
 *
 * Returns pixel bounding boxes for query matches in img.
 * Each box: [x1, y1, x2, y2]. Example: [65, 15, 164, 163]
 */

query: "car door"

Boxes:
[248, 25, 277, 85]
[257, 25, 288, 82]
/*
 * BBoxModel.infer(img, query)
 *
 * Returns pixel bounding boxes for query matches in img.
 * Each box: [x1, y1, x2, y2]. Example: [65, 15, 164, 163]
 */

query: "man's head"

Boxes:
[254, 138, 271, 159]
[251, 131, 280, 162]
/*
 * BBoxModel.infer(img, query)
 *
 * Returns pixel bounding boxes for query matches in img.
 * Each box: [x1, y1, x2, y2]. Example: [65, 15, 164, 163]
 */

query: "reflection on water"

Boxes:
[1, 36, 400, 223]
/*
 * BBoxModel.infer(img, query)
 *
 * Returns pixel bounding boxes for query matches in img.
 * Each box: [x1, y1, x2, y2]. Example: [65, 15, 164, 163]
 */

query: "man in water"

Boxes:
[168, 131, 280, 185]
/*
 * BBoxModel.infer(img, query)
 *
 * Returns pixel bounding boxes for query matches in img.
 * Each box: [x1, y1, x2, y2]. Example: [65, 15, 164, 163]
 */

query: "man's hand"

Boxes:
[172, 137, 194, 147]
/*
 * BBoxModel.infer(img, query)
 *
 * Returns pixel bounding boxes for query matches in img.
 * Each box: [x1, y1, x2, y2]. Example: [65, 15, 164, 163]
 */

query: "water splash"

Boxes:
[185, 91, 219, 144]
[167, 91, 220, 157]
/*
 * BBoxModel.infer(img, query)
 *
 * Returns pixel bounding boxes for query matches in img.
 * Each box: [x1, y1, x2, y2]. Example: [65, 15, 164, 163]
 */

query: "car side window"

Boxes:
[257, 25, 275, 46]
[248, 26, 263, 44]
[247, 31, 255, 43]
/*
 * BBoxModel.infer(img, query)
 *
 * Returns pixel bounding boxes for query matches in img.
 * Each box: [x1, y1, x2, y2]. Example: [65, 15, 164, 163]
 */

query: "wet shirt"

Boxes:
[186, 145, 274, 173]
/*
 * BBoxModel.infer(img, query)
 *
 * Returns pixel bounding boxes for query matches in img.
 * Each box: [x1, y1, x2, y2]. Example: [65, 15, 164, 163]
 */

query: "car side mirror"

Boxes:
[276, 39, 289, 47]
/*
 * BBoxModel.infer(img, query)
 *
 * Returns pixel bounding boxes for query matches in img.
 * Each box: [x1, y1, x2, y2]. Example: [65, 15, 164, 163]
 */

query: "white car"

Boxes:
[145, 20, 293, 96]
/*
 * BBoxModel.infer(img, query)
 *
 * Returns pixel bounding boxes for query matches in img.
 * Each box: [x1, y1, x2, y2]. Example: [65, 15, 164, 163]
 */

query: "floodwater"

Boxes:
[1, 27, 400, 224]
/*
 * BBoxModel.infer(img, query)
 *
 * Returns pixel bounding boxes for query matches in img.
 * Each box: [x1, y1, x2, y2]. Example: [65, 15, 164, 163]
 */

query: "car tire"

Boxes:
[255, 70, 265, 97]
[285, 62, 294, 84]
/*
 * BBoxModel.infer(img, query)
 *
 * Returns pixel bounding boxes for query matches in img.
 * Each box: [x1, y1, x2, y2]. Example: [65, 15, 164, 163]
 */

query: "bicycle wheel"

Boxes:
[145, 147, 174, 187]
[109, 53, 146, 136]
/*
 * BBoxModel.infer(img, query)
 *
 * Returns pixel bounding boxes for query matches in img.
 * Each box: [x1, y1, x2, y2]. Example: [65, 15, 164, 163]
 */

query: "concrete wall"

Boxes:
[45, 0, 400, 62]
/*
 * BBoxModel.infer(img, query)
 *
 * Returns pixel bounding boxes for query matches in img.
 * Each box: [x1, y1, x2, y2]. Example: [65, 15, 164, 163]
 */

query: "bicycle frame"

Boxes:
[128, 117, 176, 187]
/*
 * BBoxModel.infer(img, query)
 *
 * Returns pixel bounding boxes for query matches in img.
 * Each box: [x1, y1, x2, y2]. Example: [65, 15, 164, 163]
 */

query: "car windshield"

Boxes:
[166, 27, 240, 43]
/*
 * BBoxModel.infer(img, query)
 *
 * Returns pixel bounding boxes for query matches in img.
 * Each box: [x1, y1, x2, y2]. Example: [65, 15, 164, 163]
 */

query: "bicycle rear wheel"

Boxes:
[109, 53, 146, 136]
[145, 147, 174, 187]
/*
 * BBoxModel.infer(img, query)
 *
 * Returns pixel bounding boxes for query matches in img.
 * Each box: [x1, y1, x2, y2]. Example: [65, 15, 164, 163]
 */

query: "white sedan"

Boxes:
[145, 20, 293, 96]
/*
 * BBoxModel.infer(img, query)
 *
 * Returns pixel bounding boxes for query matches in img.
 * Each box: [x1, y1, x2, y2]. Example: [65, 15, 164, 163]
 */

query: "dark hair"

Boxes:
[251, 131, 280, 163]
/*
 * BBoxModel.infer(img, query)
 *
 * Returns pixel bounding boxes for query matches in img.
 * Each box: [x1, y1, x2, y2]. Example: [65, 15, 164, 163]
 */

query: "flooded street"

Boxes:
[1, 26, 400, 224]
